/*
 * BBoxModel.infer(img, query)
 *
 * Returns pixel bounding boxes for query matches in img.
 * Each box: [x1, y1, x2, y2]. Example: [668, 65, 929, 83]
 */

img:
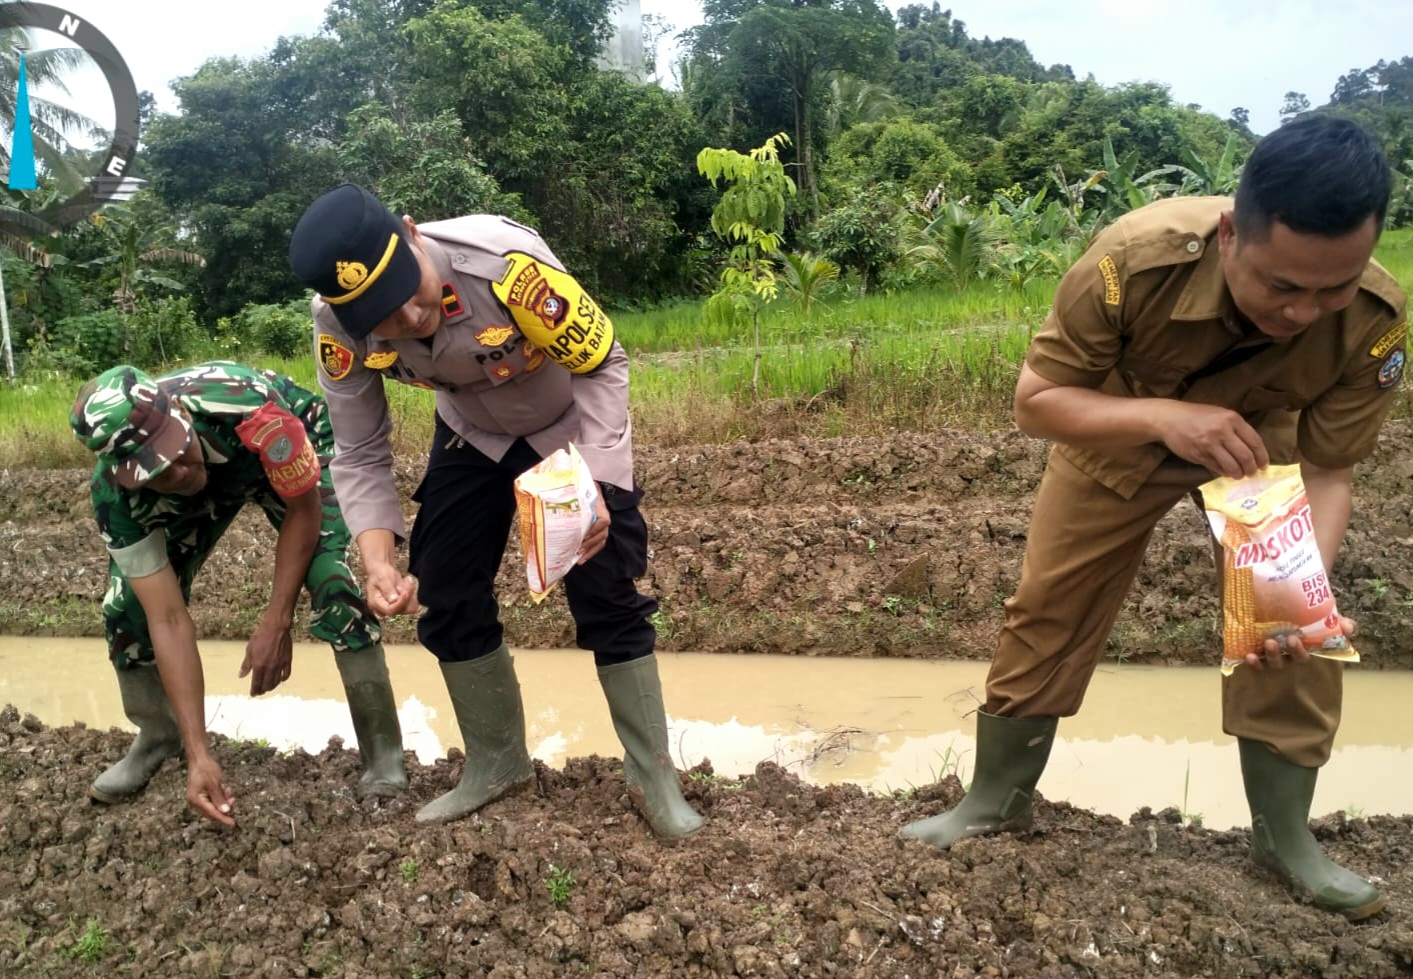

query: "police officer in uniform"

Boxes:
[901, 117, 1406, 919]
[71, 362, 408, 827]
[288, 184, 703, 838]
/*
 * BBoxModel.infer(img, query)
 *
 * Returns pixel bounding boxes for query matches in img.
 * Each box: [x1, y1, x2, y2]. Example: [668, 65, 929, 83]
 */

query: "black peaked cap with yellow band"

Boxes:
[288, 184, 423, 340]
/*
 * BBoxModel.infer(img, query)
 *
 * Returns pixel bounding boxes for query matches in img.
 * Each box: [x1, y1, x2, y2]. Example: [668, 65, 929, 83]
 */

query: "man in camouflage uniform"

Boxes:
[287, 184, 703, 839]
[71, 361, 407, 826]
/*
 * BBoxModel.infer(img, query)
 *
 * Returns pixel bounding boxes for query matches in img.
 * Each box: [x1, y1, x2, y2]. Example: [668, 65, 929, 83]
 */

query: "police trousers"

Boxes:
[408, 416, 658, 666]
[985, 448, 1342, 767]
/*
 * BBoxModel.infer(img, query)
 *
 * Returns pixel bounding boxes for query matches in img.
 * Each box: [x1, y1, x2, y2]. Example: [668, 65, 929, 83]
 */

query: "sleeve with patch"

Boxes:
[1025, 233, 1127, 388]
[235, 402, 321, 499]
[492, 253, 614, 374]
[1298, 319, 1406, 468]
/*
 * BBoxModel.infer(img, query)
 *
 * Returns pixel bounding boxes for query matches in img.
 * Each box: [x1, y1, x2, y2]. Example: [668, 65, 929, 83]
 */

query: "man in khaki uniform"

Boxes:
[287, 184, 702, 839]
[902, 116, 1405, 919]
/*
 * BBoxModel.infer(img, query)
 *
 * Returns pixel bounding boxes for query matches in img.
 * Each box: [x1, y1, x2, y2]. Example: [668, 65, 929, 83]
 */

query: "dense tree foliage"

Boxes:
[9, 0, 1412, 379]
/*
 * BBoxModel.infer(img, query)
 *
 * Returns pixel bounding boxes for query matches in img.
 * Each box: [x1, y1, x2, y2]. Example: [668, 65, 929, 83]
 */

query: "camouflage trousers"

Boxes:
[104, 405, 381, 668]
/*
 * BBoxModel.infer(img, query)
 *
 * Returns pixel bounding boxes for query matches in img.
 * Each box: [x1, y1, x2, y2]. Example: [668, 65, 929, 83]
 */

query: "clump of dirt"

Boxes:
[1, 706, 1409, 978]
[3, 424, 1411, 666]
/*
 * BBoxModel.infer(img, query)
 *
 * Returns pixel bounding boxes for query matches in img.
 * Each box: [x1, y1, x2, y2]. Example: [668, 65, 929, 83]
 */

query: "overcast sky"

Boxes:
[29, 0, 1413, 144]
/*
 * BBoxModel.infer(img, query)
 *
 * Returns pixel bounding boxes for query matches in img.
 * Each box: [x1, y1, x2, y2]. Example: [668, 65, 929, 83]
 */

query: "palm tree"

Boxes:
[0, 31, 100, 378]
[906, 202, 1000, 290]
[1, 32, 103, 196]
[823, 72, 899, 139]
[776, 250, 840, 316]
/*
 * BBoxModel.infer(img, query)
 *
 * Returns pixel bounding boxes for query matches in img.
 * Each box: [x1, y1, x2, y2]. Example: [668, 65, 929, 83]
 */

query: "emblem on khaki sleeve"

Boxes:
[492, 252, 614, 374]
[318, 334, 354, 380]
[493, 365, 513, 380]
[1369, 321, 1407, 359]
[1097, 255, 1121, 306]
[441, 282, 464, 318]
[1378, 349, 1405, 389]
[364, 351, 399, 370]
[475, 325, 515, 347]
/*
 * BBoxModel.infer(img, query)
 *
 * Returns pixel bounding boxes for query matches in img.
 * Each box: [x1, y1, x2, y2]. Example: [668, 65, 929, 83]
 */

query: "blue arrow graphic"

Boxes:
[9, 49, 37, 191]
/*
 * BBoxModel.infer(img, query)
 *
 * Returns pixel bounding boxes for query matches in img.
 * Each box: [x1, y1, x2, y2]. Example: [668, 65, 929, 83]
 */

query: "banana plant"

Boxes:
[78, 205, 205, 316]
[1171, 133, 1246, 196]
[1088, 136, 1185, 226]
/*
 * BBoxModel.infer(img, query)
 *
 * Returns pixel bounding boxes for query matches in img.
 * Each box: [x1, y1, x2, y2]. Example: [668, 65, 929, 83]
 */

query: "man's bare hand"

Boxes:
[187, 755, 235, 827]
[1154, 402, 1269, 478]
[240, 623, 293, 696]
[365, 561, 419, 617]
[577, 492, 611, 565]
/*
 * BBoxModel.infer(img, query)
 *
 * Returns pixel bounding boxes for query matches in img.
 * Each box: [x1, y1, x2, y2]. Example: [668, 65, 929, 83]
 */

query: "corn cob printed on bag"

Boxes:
[514, 443, 600, 603]
[1200, 465, 1358, 675]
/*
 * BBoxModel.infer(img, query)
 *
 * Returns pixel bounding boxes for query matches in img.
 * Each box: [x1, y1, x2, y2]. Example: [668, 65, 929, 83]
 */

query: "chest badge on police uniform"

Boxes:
[318, 334, 354, 380]
[441, 283, 464, 319]
[364, 351, 399, 370]
[475, 325, 515, 347]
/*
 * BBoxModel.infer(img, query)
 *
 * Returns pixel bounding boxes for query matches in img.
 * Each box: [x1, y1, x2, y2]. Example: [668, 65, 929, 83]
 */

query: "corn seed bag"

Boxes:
[514, 444, 600, 603]
[1199, 465, 1358, 675]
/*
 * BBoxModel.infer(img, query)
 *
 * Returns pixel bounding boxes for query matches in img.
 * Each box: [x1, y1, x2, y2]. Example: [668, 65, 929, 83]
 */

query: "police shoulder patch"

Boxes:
[364, 350, 399, 370]
[1370, 321, 1407, 359]
[1097, 255, 1121, 306]
[491, 252, 613, 374]
[318, 334, 354, 381]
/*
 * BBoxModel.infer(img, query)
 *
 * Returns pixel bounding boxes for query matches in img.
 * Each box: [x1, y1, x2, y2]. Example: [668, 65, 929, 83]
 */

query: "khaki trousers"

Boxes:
[985, 449, 1341, 767]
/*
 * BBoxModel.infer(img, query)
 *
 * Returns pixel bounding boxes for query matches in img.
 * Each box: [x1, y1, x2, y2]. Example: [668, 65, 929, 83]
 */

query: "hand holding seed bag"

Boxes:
[1200, 465, 1359, 675]
[514, 444, 601, 602]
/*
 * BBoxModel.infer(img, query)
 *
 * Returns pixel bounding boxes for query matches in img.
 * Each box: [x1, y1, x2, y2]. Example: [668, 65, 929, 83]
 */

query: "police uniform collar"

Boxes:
[1169, 235, 1241, 333]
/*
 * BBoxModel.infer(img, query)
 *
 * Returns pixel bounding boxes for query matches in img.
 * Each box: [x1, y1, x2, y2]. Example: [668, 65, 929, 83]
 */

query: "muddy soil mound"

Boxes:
[2, 707, 1409, 979]
[3, 424, 1411, 666]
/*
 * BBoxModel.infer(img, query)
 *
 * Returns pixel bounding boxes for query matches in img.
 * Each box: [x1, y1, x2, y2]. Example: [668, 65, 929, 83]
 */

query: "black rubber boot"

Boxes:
[415, 644, 535, 825]
[334, 644, 409, 798]
[90, 664, 182, 804]
[597, 655, 704, 840]
[1239, 738, 1383, 920]
[899, 710, 1057, 847]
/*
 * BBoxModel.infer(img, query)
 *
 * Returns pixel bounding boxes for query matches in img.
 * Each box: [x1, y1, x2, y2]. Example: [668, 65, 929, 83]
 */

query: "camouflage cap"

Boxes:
[70, 366, 194, 489]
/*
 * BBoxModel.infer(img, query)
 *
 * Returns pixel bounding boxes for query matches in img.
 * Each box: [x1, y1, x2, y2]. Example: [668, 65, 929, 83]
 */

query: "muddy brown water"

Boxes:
[5, 637, 1410, 831]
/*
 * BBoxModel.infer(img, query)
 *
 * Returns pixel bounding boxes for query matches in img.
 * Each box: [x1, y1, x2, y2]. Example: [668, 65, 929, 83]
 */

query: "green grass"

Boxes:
[4, 234, 1411, 469]
[61, 918, 108, 964]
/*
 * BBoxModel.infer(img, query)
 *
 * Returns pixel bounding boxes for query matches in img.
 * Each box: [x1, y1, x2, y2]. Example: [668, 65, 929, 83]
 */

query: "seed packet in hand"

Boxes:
[514, 443, 600, 603]
[1200, 465, 1358, 675]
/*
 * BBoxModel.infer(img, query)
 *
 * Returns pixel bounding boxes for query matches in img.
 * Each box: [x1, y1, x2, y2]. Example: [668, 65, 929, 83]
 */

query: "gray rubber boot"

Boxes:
[597, 655, 704, 840]
[415, 644, 535, 825]
[90, 664, 183, 804]
[334, 644, 408, 798]
[899, 710, 1057, 848]
[1239, 738, 1383, 920]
